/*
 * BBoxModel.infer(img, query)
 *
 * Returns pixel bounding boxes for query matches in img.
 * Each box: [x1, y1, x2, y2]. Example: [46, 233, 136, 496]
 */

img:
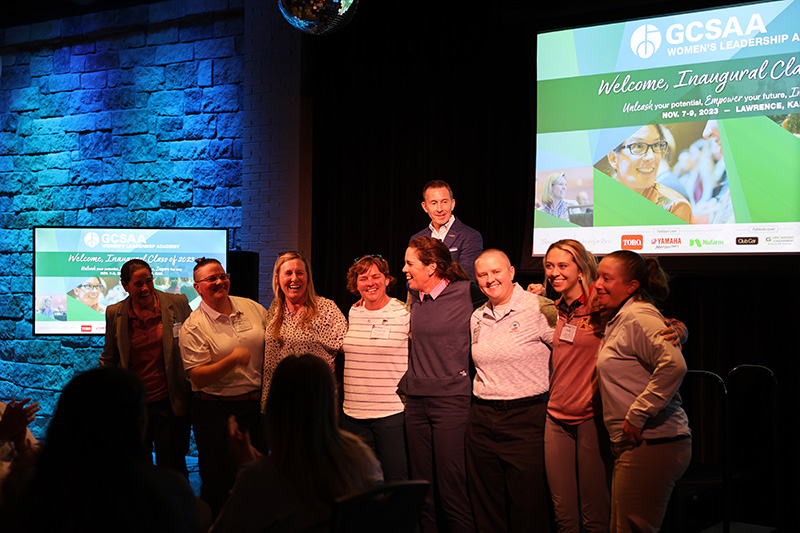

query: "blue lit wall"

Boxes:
[0, 0, 303, 437]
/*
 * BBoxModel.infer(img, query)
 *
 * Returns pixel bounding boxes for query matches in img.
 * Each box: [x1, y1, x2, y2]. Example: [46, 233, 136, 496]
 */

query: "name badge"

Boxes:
[559, 323, 577, 343]
[172, 322, 183, 338]
[370, 324, 391, 339]
[232, 314, 253, 333]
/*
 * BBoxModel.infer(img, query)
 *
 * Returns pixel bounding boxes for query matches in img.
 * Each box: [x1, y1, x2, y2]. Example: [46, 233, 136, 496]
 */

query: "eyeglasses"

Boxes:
[196, 273, 230, 284]
[617, 140, 669, 156]
[78, 284, 104, 291]
[353, 254, 384, 263]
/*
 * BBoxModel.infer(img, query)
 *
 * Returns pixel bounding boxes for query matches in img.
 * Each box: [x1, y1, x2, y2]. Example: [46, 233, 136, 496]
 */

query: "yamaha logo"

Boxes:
[631, 24, 662, 59]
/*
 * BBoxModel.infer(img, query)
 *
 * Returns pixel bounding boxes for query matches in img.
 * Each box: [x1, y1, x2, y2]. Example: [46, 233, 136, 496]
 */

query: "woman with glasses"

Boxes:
[539, 173, 578, 222]
[262, 252, 347, 409]
[179, 257, 269, 518]
[73, 276, 107, 313]
[341, 255, 409, 482]
[100, 259, 193, 478]
[607, 125, 692, 223]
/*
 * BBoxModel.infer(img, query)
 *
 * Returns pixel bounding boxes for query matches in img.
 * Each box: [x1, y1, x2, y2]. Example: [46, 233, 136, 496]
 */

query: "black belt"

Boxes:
[474, 393, 548, 411]
[193, 390, 260, 402]
[645, 434, 691, 446]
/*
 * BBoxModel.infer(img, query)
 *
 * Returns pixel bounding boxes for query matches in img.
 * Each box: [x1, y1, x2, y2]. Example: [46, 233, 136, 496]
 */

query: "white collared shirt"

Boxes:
[429, 215, 455, 241]
[179, 295, 268, 395]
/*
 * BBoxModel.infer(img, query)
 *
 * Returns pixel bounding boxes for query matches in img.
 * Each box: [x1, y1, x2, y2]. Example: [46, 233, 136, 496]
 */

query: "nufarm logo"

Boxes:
[631, 24, 662, 59]
[690, 238, 724, 247]
[621, 235, 643, 250]
[630, 12, 770, 59]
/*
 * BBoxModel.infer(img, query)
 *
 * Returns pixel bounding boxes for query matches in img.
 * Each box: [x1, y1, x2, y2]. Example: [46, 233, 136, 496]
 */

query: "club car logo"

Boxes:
[621, 235, 643, 250]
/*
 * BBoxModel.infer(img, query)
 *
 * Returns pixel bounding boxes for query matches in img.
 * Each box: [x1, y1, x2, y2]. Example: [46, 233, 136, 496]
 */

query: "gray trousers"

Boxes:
[610, 437, 692, 533]
[545, 414, 611, 532]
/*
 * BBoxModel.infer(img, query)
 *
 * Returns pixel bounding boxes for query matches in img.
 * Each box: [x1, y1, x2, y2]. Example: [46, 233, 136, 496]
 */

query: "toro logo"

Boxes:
[621, 235, 644, 250]
[80, 325, 93, 332]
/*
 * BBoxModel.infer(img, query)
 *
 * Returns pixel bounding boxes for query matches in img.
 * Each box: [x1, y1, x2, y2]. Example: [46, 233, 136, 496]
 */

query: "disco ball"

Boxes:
[278, 0, 359, 36]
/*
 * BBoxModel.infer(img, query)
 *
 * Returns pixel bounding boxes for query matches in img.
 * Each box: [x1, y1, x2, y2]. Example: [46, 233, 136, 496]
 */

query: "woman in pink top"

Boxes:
[542, 240, 610, 532]
[537, 240, 685, 532]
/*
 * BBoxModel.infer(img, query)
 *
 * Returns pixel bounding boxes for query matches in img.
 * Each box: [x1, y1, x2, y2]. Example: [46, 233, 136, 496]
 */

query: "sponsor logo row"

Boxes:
[620, 234, 795, 249]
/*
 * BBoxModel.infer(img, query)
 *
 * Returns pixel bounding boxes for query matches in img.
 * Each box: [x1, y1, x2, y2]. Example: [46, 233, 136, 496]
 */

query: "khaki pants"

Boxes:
[610, 437, 691, 533]
[545, 414, 611, 532]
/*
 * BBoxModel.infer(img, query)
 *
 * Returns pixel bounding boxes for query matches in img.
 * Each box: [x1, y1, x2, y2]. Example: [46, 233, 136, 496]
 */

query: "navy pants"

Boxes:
[342, 412, 409, 482]
[466, 400, 550, 532]
[405, 394, 474, 533]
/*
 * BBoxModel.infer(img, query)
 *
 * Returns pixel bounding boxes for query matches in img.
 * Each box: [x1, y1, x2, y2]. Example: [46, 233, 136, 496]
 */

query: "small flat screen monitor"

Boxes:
[530, 0, 800, 258]
[33, 227, 228, 335]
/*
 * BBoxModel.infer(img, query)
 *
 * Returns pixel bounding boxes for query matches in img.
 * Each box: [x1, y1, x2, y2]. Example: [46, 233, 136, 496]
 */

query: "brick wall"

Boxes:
[0, 0, 304, 436]
[241, 0, 308, 302]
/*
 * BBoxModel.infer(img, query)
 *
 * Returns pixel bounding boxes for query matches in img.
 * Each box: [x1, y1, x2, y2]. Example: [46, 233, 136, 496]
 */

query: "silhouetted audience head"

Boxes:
[46, 366, 147, 464]
[4, 367, 197, 533]
[266, 354, 379, 506]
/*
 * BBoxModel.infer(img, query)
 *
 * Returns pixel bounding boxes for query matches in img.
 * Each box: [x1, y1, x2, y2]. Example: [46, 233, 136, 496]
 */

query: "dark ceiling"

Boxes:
[2, 0, 163, 28]
[3, 0, 745, 31]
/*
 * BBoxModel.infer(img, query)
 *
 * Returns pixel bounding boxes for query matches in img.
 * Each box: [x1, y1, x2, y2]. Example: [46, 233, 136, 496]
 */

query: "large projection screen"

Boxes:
[33, 227, 228, 335]
[531, 0, 800, 258]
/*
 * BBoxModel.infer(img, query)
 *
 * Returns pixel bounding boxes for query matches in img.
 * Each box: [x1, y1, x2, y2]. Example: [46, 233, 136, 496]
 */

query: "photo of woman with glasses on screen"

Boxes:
[71, 276, 108, 314]
[607, 125, 693, 223]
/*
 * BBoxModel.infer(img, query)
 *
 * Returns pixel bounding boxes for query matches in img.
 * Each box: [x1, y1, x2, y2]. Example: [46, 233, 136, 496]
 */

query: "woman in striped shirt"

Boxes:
[342, 255, 410, 482]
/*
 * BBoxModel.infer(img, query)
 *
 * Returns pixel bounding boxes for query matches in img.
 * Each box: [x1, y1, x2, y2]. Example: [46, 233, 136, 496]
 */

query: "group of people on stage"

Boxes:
[1, 179, 692, 533]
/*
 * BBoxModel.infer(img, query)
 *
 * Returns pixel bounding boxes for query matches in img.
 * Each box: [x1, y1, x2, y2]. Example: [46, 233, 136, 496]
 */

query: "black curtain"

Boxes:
[306, 1, 800, 528]
[307, 2, 531, 305]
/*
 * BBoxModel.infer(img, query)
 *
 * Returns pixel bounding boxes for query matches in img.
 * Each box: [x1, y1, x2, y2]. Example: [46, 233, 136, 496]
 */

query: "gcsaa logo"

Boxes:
[84, 232, 100, 248]
[631, 24, 662, 59]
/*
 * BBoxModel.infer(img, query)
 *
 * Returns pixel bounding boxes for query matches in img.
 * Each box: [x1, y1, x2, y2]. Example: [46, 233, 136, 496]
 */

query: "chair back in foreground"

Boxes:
[329, 480, 430, 533]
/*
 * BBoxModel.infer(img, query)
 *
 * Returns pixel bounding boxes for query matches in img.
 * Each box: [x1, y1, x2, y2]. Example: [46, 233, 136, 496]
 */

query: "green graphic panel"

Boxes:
[593, 169, 690, 227]
[36, 252, 126, 276]
[534, 210, 579, 229]
[537, 130, 594, 167]
[723, 116, 800, 223]
[538, 30, 578, 80]
[66, 298, 104, 321]
[538, 53, 800, 133]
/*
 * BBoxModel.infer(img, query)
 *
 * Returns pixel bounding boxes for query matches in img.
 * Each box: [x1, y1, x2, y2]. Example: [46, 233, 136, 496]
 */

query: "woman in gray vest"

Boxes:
[398, 236, 485, 533]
